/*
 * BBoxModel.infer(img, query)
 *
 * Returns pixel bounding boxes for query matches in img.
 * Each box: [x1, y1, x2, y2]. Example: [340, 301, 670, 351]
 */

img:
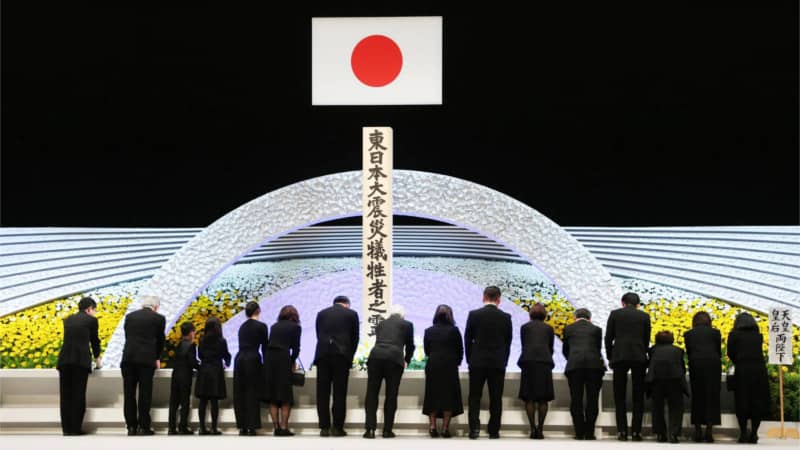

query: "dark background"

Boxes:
[2, 3, 798, 227]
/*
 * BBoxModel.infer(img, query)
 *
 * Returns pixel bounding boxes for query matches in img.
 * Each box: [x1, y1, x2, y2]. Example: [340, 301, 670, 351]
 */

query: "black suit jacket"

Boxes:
[172, 340, 199, 383]
[646, 344, 686, 381]
[464, 304, 513, 369]
[313, 304, 359, 365]
[517, 319, 554, 368]
[726, 328, 765, 366]
[238, 319, 269, 356]
[368, 316, 415, 367]
[423, 323, 463, 366]
[121, 307, 166, 367]
[562, 319, 605, 372]
[604, 306, 651, 365]
[684, 326, 721, 363]
[57, 311, 101, 371]
[269, 319, 302, 362]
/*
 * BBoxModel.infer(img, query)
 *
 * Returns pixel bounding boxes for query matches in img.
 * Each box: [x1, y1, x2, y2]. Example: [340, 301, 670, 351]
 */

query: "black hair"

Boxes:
[733, 312, 758, 331]
[529, 303, 547, 320]
[621, 292, 640, 306]
[245, 301, 260, 318]
[203, 316, 222, 340]
[692, 311, 712, 328]
[483, 286, 501, 301]
[433, 304, 455, 326]
[180, 321, 195, 337]
[655, 330, 674, 345]
[78, 297, 97, 311]
[333, 295, 350, 306]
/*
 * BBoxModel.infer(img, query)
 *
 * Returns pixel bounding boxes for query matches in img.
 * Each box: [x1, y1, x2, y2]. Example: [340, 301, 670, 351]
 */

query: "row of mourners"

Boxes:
[53, 288, 770, 443]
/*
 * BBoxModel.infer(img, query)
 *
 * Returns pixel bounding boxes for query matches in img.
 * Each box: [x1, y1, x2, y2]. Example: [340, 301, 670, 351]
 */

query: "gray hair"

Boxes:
[388, 304, 405, 319]
[139, 295, 161, 310]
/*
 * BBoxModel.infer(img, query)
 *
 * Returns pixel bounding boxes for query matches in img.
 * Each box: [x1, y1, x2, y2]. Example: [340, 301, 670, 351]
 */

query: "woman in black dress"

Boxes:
[517, 303, 555, 439]
[727, 312, 770, 444]
[683, 311, 721, 442]
[263, 305, 301, 436]
[234, 302, 269, 436]
[195, 316, 231, 435]
[422, 304, 464, 438]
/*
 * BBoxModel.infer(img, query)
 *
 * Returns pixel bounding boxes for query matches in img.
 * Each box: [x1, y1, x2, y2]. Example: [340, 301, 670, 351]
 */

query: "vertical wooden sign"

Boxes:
[362, 127, 393, 340]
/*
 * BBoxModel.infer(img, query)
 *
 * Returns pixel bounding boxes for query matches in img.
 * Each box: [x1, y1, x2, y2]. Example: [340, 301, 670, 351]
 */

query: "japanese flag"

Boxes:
[312, 16, 442, 105]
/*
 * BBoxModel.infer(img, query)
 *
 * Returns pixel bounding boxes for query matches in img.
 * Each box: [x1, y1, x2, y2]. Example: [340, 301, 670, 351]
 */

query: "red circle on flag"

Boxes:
[350, 35, 403, 87]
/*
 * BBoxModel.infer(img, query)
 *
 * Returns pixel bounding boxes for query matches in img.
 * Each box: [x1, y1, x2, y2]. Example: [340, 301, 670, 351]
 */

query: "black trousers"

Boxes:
[364, 359, 404, 430]
[121, 363, 156, 430]
[651, 379, 684, 436]
[612, 361, 646, 433]
[468, 367, 505, 435]
[58, 365, 89, 434]
[315, 355, 351, 429]
[168, 378, 192, 430]
[566, 368, 604, 437]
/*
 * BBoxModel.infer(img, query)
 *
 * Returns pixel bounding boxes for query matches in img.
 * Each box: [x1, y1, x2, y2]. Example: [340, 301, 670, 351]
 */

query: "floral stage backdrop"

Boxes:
[1, 257, 798, 420]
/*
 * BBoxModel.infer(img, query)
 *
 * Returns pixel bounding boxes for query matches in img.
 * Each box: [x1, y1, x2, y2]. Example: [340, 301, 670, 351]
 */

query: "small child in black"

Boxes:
[168, 322, 199, 435]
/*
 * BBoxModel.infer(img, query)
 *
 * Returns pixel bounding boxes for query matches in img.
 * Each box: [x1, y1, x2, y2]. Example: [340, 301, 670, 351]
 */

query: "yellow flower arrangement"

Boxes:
[0, 294, 133, 368]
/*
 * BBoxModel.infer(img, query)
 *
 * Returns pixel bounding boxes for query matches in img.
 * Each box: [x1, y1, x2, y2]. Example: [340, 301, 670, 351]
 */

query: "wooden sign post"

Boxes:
[767, 307, 793, 439]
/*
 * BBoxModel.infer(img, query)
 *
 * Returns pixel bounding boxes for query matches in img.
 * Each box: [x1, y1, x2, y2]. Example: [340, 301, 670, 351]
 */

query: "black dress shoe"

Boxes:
[441, 429, 452, 438]
[738, 433, 748, 443]
[169, 428, 179, 435]
[631, 432, 643, 442]
[585, 434, 597, 440]
[535, 429, 544, 440]
[210, 428, 222, 435]
[127, 427, 138, 436]
[199, 428, 210, 435]
[574, 434, 585, 440]
[618, 431, 628, 441]
[282, 428, 295, 436]
[179, 427, 194, 435]
[704, 430, 714, 443]
[489, 432, 500, 439]
[429, 428, 439, 438]
[748, 432, 758, 444]
[468, 430, 479, 440]
[669, 434, 680, 443]
[240, 429, 248, 436]
[320, 428, 330, 437]
[382, 430, 395, 438]
[137, 427, 155, 436]
[331, 427, 347, 437]
[363, 429, 375, 439]
[657, 433, 668, 443]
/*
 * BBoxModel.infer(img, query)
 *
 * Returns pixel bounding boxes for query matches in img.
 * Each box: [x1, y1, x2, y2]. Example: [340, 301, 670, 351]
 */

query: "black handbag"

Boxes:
[292, 358, 306, 387]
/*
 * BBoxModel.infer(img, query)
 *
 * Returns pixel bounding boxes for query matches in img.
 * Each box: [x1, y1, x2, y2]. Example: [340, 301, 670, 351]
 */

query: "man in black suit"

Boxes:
[363, 304, 415, 439]
[464, 286, 513, 439]
[604, 292, 651, 441]
[562, 308, 606, 440]
[314, 295, 359, 437]
[57, 297, 102, 436]
[121, 295, 166, 436]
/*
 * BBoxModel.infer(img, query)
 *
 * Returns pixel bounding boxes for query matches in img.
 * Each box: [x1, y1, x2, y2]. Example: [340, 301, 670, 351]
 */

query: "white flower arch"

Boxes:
[103, 170, 621, 366]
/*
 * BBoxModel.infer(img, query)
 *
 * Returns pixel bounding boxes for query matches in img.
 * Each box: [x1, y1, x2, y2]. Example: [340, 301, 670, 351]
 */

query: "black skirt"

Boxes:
[195, 362, 227, 399]
[688, 359, 721, 425]
[733, 362, 771, 419]
[263, 347, 294, 405]
[518, 361, 555, 402]
[422, 356, 464, 417]
[233, 351, 264, 429]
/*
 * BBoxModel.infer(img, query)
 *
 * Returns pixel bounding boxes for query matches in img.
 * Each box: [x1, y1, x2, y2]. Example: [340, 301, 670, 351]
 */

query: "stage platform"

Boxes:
[0, 434, 798, 450]
[3, 368, 797, 440]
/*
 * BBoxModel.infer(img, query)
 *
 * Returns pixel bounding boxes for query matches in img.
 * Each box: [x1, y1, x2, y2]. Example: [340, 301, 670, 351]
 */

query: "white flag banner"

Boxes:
[312, 16, 442, 105]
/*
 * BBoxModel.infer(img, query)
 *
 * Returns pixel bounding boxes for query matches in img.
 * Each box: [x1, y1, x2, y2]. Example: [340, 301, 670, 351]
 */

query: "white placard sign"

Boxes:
[362, 127, 393, 339]
[768, 307, 793, 365]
